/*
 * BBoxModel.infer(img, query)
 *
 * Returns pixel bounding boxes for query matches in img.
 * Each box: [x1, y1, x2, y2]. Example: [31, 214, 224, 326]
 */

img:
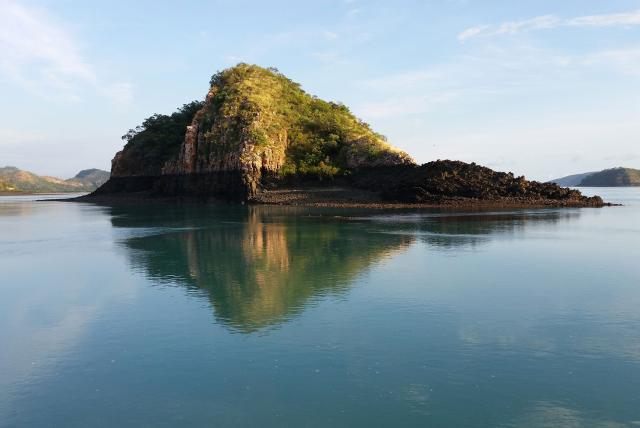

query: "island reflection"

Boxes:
[113, 206, 414, 332]
[111, 205, 572, 332]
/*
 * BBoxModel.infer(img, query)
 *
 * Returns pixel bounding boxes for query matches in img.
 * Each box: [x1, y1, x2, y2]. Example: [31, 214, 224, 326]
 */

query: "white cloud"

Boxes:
[358, 92, 459, 119]
[362, 70, 443, 91]
[311, 51, 343, 64]
[353, 42, 640, 136]
[0, 0, 132, 103]
[347, 8, 360, 17]
[492, 15, 560, 36]
[568, 10, 640, 27]
[457, 25, 490, 41]
[355, 45, 578, 120]
[323, 30, 339, 40]
[459, 10, 640, 41]
[326, 26, 639, 176]
[357, 70, 459, 118]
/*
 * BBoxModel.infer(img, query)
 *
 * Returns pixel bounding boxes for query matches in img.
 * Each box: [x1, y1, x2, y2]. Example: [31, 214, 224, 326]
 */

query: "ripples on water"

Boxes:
[0, 189, 639, 427]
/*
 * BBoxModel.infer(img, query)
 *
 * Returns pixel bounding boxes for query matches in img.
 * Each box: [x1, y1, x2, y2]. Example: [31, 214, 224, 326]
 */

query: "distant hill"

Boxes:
[550, 171, 597, 187]
[551, 167, 640, 187]
[0, 178, 13, 192]
[0, 166, 110, 193]
[66, 169, 111, 189]
[580, 167, 640, 187]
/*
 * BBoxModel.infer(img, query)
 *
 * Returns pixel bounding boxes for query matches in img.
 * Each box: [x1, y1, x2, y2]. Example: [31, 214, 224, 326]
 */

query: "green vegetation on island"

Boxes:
[203, 64, 413, 178]
[115, 101, 204, 176]
[113, 64, 412, 181]
[0, 166, 109, 193]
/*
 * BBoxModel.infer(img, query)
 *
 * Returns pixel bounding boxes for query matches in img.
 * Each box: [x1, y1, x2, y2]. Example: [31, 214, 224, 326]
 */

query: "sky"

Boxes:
[0, 0, 639, 180]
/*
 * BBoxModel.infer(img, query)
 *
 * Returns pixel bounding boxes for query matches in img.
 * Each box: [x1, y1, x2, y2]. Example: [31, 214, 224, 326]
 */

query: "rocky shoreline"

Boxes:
[77, 160, 609, 208]
[249, 187, 609, 209]
[74, 188, 610, 209]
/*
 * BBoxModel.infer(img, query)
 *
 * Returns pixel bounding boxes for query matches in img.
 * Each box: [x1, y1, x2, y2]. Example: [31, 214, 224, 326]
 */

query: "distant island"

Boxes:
[551, 167, 640, 187]
[85, 64, 604, 208]
[0, 167, 109, 194]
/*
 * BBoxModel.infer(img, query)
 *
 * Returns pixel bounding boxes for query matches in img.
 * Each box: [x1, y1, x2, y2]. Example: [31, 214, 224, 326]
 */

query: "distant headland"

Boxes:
[551, 167, 640, 187]
[1, 166, 109, 194]
[82, 64, 604, 208]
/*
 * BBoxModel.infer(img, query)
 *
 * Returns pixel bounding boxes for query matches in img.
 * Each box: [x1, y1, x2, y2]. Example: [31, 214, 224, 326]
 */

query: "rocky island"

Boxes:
[86, 64, 604, 208]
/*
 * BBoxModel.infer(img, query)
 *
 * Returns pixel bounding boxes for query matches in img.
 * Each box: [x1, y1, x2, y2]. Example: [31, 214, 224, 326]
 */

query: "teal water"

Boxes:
[1, 189, 639, 427]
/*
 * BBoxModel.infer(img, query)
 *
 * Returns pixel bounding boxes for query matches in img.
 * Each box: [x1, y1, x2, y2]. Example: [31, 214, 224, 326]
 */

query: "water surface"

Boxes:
[1, 189, 639, 427]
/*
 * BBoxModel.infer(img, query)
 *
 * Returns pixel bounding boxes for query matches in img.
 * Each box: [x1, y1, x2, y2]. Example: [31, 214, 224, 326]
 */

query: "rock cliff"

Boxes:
[104, 64, 412, 199]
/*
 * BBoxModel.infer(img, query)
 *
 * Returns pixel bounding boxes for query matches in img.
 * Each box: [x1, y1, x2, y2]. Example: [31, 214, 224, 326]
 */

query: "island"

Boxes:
[84, 64, 604, 208]
[0, 166, 109, 194]
[552, 168, 640, 187]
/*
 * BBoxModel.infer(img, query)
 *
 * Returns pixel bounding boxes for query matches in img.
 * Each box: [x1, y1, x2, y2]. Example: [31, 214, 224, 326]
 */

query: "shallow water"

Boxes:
[0, 188, 638, 427]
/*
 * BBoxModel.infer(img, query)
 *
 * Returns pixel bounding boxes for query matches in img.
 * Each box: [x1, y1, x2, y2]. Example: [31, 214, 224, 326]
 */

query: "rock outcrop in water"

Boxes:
[351, 161, 599, 205]
[90, 64, 604, 207]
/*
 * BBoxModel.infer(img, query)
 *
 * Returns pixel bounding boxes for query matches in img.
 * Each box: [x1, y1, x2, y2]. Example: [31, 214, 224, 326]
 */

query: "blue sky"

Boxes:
[1, 0, 639, 180]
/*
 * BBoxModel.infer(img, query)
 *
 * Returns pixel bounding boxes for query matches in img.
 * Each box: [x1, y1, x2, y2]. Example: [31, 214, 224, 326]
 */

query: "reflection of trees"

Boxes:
[110, 205, 574, 332]
[114, 206, 414, 332]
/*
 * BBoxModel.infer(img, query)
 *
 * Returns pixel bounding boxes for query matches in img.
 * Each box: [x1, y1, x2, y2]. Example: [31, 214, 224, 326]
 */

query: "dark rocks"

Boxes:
[349, 160, 604, 206]
[89, 160, 606, 207]
[91, 172, 249, 202]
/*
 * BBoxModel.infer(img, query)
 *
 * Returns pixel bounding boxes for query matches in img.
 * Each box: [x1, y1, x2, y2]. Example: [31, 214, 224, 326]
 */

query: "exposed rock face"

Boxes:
[157, 64, 413, 197]
[160, 113, 287, 197]
[164, 124, 200, 174]
[161, 97, 288, 196]
[110, 101, 205, 178]
[106, 64, 413, 199]
[110, 151, 128, 178]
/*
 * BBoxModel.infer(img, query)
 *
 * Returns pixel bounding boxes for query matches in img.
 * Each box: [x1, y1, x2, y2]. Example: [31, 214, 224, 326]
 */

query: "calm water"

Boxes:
[1, 189, 639, 427]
